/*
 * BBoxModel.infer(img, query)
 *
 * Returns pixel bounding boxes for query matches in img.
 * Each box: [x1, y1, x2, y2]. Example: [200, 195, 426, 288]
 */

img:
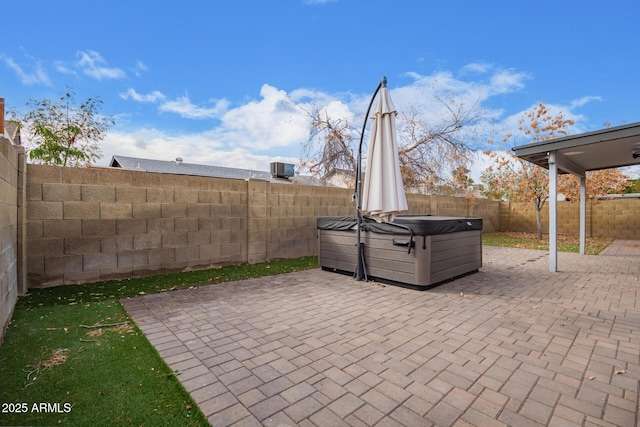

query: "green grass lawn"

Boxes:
[0, 256, 318, 427]
[482, 231, 613, 255]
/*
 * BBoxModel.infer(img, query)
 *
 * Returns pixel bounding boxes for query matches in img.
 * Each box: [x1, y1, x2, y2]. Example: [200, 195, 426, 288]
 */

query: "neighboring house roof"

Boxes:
[108, 155, 348, 187]
[322, 168, 355, 180]
[322, 168, 356, 188]
[109, 155, 276, 181]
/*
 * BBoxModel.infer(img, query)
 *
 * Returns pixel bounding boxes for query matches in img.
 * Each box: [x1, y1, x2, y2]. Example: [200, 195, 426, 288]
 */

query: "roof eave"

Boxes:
[513, 121, 640, 157]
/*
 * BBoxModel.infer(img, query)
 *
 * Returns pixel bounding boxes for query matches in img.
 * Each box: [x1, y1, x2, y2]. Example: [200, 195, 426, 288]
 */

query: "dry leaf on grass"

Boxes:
[86, 329, 103, 337]
[41, 349, 69, 369]
[115, 323, 133, 333]
[25, 348, 69, 381]
[85, 323, 132, 338]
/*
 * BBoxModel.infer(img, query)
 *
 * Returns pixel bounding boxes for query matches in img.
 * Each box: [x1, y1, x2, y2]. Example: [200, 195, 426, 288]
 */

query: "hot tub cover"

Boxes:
[317, 215, 482, 236]
[393, 215, 482, 236]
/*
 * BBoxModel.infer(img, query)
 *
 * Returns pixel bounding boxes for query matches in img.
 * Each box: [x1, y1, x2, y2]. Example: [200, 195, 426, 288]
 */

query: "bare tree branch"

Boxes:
[300, 91, 491, 197]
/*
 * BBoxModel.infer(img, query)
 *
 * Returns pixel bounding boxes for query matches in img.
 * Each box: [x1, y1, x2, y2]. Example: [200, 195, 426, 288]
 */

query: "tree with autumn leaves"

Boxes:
[484, 103, 630, 240]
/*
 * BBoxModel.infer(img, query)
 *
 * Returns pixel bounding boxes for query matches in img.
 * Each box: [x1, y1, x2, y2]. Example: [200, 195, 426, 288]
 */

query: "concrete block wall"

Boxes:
[24, 164, 501, 287]
[405, 193, 432, 214]
[591, 198, 640, 239]
[502, 199, 640, 239]
[18, 161, 640, 290]
[503, 201, 580, 235]
[498, 201, 511, 232]
[265, 184, 352, 261]
[0, 136, 26, 344]
[502, 201, 535, 233]
[470, 198, 501, 233]
[430, 195, 471, 217]
[27, 165, 250, 287]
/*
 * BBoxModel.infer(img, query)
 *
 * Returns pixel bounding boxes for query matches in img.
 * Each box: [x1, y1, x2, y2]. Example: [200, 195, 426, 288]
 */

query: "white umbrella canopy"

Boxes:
[361, 85, 408, 222]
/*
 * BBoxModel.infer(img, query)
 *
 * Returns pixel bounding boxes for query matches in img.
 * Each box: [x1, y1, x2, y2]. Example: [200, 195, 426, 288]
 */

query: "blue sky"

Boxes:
[3, 0, 639, 179]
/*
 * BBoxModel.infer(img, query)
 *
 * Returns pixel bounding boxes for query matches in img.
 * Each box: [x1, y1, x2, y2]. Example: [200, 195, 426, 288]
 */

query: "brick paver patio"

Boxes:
[121, 242, 640, 426]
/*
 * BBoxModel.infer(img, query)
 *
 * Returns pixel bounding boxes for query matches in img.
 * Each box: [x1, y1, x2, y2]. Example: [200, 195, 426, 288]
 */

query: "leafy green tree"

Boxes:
[623, 178, 640, 193]
[14, 88, 114, 166]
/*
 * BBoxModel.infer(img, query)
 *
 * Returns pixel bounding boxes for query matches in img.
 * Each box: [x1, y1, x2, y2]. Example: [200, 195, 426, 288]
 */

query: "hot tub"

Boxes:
[317, 215, 482, 290]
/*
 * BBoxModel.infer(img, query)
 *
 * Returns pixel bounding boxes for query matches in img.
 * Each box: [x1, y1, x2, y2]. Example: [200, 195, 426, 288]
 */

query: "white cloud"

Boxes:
[460, 62, 492, 75]
[98, 128, 297, 172]
[134, 60, 148, 77]
[288, 87, 336, 106]
[102, 85, 322, 167]
[54, 60, 75, 75]
[159, 95, 230, 119]
[121, 88, 229, 119]
[0, 55, 51, 85]
[570, 96, 602, 109]
[100, 128, 221, 164]
[100, 62, 605, 180]
[320, 100, 354, 122]
[213, 84, 311, 149]
[400, 67, 530, 111]
[120, 88, 166, 103]
[76, 50, 126, 80]
[115, 66, 537, 163]
[393, 71, 481, 122]
[108, 67, 531, 170]
[488, 69, 530, 95]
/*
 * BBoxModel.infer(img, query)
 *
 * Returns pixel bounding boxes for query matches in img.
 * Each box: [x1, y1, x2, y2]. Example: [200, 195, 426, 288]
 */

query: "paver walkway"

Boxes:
[121, 244, 640, 426]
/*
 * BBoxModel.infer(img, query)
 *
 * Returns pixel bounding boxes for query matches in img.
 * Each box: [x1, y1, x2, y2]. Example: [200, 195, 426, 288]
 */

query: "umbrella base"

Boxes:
[354, 242, 367, 281]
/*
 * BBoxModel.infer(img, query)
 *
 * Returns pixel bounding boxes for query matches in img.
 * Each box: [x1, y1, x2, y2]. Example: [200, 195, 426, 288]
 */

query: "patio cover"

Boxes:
[513, 121, 640, 271]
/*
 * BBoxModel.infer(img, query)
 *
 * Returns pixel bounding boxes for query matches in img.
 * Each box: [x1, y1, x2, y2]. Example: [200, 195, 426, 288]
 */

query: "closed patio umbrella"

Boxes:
[361, 80, 408, 222]
[354, 77, 408, 280]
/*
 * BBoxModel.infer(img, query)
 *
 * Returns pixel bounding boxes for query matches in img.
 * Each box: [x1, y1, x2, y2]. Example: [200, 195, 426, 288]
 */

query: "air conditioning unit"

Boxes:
[270, 162, 295, 179]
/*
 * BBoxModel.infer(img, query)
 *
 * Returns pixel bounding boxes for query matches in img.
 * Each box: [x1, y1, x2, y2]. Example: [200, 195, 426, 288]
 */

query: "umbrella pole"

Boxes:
[354, 76, 387, 281]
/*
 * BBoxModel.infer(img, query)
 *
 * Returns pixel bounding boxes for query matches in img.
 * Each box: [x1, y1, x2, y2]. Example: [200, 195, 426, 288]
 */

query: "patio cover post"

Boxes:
[512, 121, 640, 272]
[549, 152, 558, 272]
[580, 176, 586, 254]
